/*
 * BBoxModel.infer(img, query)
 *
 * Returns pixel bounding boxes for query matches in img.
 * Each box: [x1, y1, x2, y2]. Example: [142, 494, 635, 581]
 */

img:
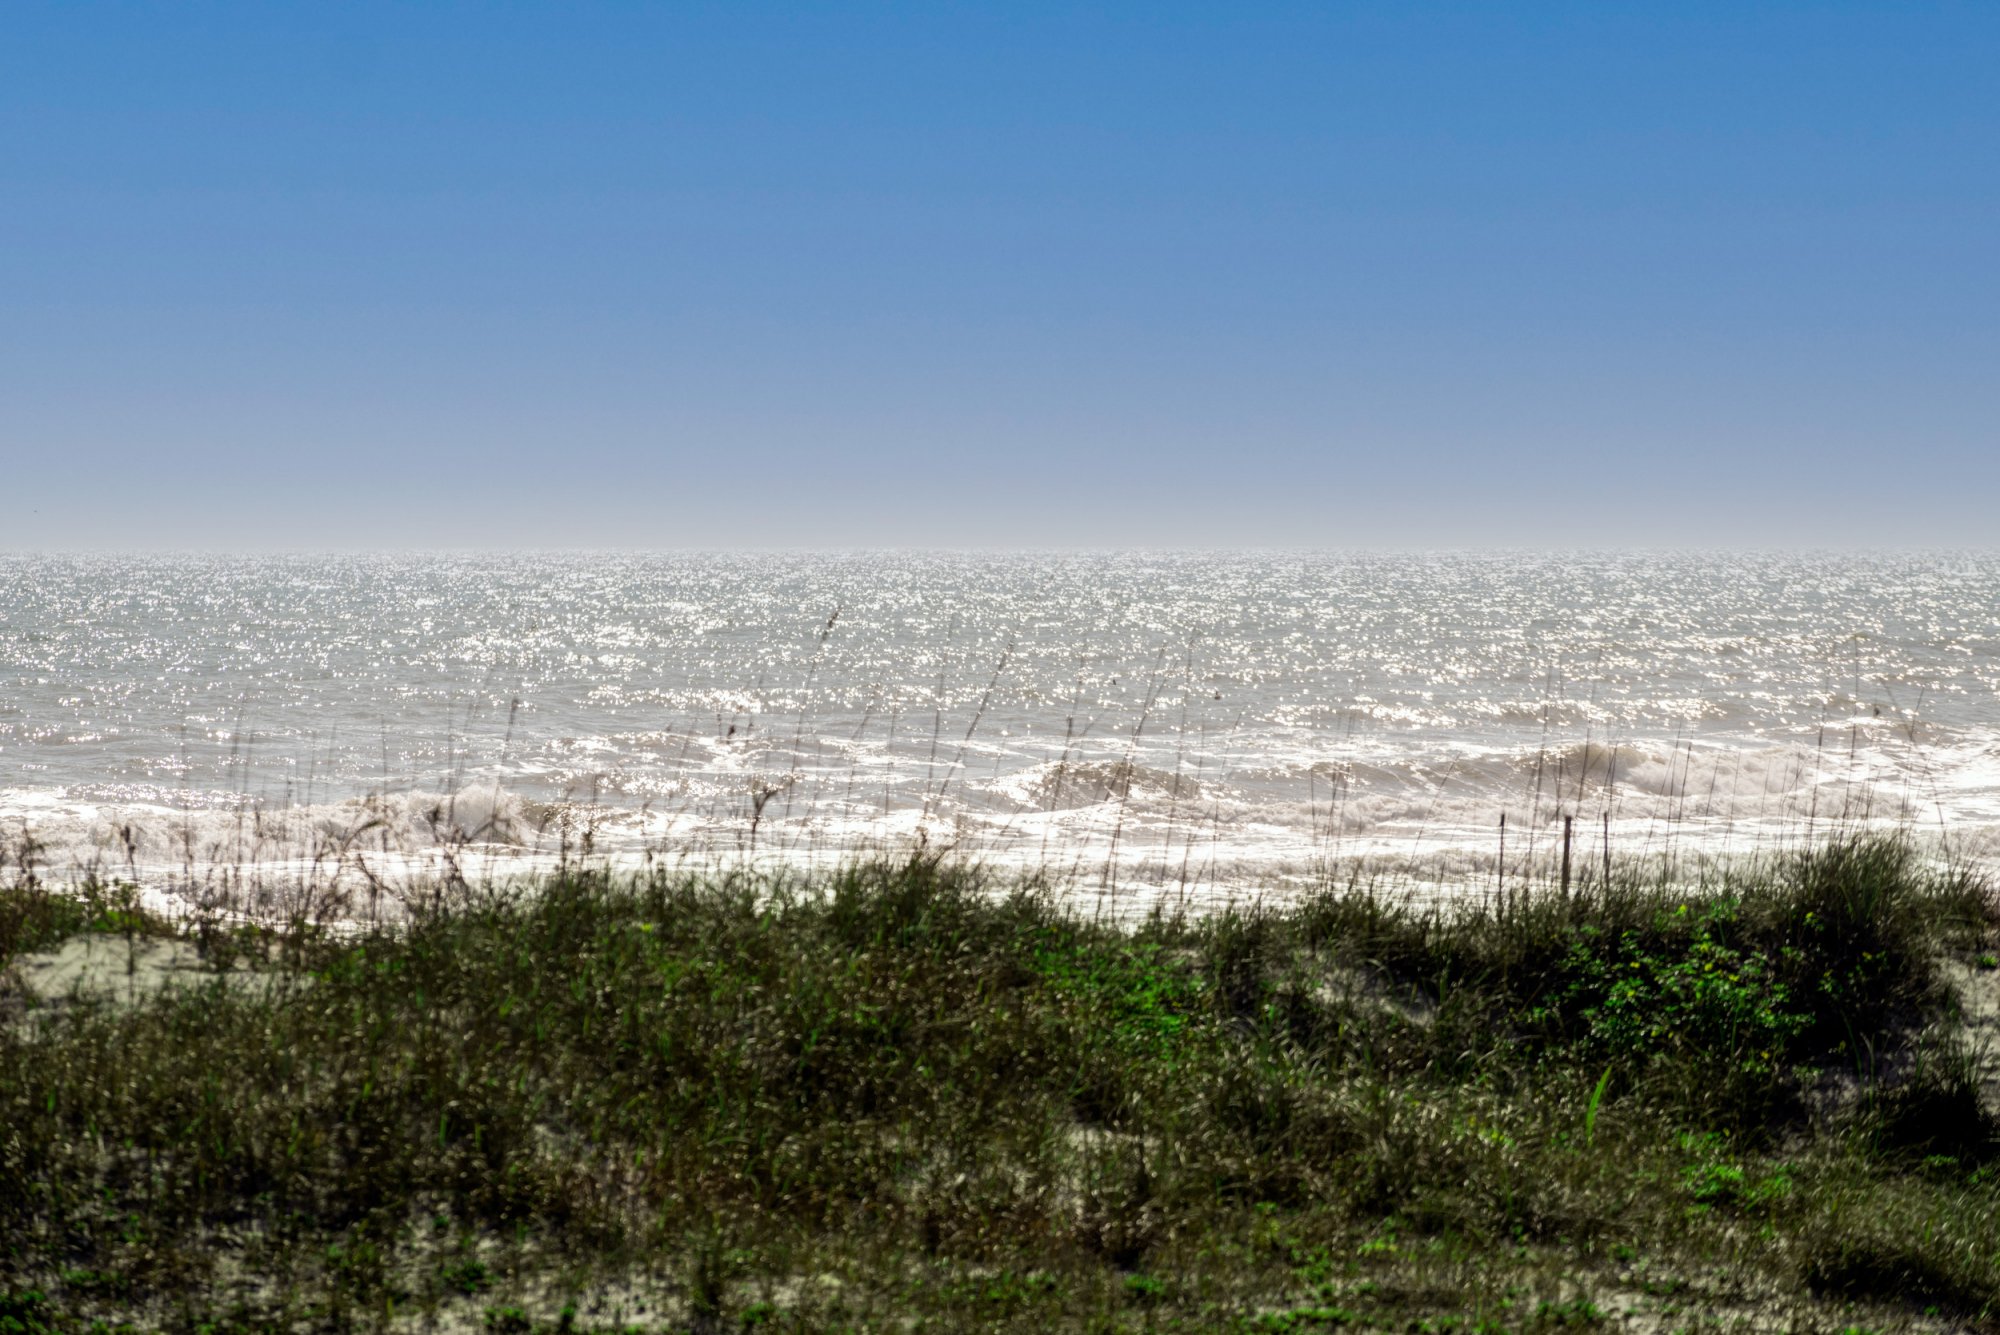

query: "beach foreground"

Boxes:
[4, 840, 2000, 1332]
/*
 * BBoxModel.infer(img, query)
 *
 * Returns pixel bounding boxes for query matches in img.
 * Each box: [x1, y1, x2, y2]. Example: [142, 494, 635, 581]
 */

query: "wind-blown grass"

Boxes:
[1, 837, 1996, 1331]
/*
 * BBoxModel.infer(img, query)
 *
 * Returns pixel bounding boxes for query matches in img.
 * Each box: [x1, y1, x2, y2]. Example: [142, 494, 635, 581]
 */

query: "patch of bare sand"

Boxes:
[2, 934, 297, 1020]
[1942, 956, 2000, 1116]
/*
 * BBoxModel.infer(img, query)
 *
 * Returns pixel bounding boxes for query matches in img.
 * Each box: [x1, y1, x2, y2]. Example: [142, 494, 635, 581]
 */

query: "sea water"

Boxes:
[4, 551, 1998, 914]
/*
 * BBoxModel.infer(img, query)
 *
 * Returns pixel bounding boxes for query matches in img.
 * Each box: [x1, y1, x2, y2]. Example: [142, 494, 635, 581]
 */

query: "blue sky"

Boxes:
[4, 3, 1996, 548]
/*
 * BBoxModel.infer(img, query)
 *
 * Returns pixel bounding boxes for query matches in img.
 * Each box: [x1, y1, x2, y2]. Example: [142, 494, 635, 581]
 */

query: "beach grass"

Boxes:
[2, 837, 1998, 1332]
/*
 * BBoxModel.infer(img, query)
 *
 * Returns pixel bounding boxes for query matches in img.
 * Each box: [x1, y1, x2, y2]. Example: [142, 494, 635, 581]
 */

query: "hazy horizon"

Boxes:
[11, 542, 2000, 558]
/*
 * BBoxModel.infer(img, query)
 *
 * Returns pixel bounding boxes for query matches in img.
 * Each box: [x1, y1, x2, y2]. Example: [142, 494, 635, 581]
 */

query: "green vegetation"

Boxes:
[2, 838, 1997, 1331]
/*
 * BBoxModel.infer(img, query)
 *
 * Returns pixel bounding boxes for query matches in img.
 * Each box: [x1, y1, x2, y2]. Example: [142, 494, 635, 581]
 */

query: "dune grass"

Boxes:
[2, 838, 1998, 1332]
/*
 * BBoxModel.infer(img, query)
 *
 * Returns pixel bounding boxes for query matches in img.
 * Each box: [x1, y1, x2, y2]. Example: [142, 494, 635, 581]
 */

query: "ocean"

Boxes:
[5, 551, 1997, 915]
